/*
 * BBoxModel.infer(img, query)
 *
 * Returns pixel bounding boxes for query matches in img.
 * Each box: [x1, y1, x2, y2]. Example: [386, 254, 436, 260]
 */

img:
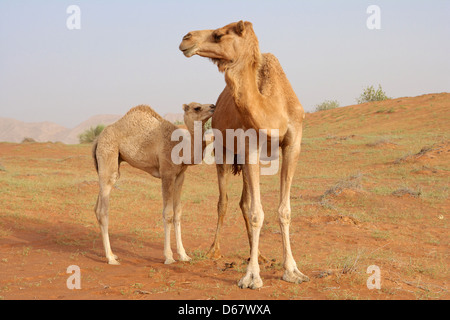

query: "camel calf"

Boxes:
[92, 102, 215, 265]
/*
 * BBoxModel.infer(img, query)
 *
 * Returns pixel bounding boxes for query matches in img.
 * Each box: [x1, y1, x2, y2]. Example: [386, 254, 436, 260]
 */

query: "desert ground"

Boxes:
[0, 93, 448, 300]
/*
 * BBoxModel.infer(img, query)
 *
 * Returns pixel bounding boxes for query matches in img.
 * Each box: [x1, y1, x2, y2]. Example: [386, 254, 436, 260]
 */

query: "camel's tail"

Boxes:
[231, 154, 243, 176]
[92, 138, 123, 174]
[92, 139, 99, 173]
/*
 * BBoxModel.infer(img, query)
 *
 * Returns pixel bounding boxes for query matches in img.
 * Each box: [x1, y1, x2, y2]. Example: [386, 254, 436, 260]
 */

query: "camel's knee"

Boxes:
[173, 208, 182, 224]
[278, 204, 291, 225]
[250, 208, 264, 229]
[163, 209, 174, 224]
[164, 216, 174, 225]
[110, 171, 120, 185]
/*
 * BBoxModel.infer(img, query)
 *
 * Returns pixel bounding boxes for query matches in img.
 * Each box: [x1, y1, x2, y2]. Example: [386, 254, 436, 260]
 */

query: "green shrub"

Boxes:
[357, 85, 391, 104]
[78, 124, 105, 144]
[315, 100, 340, 112]
[204, 118, 212, 130]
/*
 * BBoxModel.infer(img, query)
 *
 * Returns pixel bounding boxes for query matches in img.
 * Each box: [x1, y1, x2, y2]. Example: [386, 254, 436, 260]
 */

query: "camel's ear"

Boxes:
[182, 104, 189, 112]
[236, 20, 245, 36]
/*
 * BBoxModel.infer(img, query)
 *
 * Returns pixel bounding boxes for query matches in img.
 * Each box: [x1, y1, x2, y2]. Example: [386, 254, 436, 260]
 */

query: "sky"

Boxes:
[0, 0, 449, 128]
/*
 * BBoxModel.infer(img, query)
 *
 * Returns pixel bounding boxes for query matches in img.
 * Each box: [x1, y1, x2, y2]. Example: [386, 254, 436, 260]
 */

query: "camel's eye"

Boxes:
[213, 33, 223, 42]
[194, 107, 201, 112]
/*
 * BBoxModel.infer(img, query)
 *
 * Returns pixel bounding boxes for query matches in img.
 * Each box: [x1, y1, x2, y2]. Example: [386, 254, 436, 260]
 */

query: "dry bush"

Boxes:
[319, 173, 364, 209]
[321, 172, 364, 199]
[394, 141, 449, 164]
[392, 187, 422, 198]
[326, 134, 356, 141]
[21, 137, 36, 143]
[366, 137, 397, 147]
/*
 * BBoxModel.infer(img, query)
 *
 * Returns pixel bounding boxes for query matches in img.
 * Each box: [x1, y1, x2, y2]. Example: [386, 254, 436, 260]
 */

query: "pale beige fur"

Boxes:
[180, 21, 309, 289]
[93, 103, 215, 265]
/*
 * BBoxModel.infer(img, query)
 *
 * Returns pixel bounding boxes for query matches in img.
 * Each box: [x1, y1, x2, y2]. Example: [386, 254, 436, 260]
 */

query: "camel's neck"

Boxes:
[185, 120, 207, 139]
[226, 61, 260, 102]
[224, 49, 275, 131]
[225, 41, 262, 103]
[185, 120, 208, 165]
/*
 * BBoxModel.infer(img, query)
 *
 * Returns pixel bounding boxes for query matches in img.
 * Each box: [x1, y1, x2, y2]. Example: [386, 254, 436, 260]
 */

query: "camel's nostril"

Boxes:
[183, 33, 192, 41]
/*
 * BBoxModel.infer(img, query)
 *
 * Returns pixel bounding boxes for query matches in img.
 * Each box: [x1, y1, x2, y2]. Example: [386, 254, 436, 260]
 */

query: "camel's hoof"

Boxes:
[282, 268, 310, 284]
[179, 254, 192, 262]
[108, 259, 120, 265]
[164, 258, 176, 265]
[238, 273, 263, 290]
[206, 247, 223, 260]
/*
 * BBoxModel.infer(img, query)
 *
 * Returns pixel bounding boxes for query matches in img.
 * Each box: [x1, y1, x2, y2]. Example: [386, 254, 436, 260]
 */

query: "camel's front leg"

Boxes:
[173, 171, 191, 262]
[238, 162, 264, 290]
[161, 176, 176, 264]
[240, 173, 271, 264]
[278, 130, 309, 284]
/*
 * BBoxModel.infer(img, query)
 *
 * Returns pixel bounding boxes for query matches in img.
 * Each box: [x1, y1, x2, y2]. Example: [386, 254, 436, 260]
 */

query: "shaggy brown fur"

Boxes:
[180, 21, 308, 289]
[93, 103, 215, 265]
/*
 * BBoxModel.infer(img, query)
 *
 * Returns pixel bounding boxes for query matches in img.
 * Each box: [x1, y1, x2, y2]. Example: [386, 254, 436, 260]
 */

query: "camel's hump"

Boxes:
[125, 105, 164, 121]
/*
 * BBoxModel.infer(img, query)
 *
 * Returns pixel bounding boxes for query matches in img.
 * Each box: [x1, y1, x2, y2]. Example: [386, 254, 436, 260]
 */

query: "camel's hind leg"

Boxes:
[208, 162, 269, 263]
[207, 163, 231, 260]
[94, 152, 120, 265]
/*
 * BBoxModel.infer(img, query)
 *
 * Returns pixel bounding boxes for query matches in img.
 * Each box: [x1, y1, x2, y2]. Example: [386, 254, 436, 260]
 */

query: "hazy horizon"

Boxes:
[1, 0, 449, 128]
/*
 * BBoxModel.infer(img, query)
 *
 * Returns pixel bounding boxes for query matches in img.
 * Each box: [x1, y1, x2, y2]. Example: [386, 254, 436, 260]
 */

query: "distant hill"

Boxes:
[163, 113, 184, 124]
[304, 92, 450, 137]
[60, 114, 123, 144]
[0, 117, 69, 143]
[0, 112, 184, 144]
[6, 92, 447, 145]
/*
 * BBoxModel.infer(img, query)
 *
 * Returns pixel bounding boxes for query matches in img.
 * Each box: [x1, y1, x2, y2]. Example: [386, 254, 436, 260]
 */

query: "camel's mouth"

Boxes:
[180, 45, 198, 58]
[207, 104, 216, 115]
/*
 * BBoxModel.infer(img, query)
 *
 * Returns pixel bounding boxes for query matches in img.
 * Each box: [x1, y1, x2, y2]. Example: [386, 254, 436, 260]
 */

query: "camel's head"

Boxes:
[179, 20, 260, 72]
[182, 102, 215, 127]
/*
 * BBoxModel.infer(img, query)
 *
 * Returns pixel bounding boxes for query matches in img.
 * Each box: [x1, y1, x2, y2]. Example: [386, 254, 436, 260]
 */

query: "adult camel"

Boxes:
[179, 20, 309, 289]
